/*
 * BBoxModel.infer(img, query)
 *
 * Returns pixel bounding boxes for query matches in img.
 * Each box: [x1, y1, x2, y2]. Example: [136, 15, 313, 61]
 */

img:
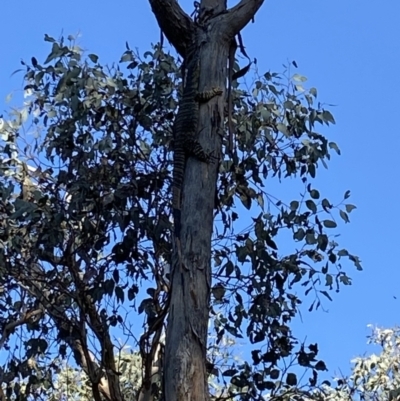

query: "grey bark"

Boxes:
[148, 1, 264, 400]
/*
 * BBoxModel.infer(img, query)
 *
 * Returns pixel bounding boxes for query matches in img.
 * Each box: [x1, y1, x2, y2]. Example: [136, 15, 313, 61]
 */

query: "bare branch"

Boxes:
[148, 0, 194, 57]
[214, 0, 265, 41]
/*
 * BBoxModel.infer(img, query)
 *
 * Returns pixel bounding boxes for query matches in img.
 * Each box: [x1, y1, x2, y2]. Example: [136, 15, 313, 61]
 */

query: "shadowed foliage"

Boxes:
[0, 32, 360, 401]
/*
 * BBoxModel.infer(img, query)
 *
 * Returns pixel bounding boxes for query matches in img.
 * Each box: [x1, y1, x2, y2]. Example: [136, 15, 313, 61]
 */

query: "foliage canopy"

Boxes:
[0, 34, 361, 400]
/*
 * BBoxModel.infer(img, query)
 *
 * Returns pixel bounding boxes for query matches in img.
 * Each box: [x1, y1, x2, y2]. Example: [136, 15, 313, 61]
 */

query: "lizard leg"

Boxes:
[196, 87, 223, 102]
[183, 87, 223, 163]
[188, 140, 213, 162]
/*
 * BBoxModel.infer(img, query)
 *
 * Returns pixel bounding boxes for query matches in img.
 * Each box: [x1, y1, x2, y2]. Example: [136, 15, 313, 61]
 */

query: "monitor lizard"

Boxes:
[172, 31, 223, 270]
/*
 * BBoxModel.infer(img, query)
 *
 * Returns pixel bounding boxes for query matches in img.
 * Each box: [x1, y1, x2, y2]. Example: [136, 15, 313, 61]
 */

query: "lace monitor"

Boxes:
[172, 33, 223, 269]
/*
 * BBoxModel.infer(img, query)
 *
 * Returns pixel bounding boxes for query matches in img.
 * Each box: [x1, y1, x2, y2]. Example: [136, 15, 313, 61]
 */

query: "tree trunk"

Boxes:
[148, 1, 264, 400]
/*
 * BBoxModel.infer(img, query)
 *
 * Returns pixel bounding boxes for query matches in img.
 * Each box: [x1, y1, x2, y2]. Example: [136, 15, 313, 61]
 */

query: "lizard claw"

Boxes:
[207, 151, 219, 163]
[211, 87, 223, 96]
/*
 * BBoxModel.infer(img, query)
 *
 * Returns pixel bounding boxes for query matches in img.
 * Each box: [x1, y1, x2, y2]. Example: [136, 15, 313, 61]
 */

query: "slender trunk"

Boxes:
[164, 38, 228, 400]
[148, 1, 265, 400]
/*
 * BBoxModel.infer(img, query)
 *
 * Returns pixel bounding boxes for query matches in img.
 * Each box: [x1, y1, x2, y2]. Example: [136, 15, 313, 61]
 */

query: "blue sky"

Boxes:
[1, 0, 400, 382]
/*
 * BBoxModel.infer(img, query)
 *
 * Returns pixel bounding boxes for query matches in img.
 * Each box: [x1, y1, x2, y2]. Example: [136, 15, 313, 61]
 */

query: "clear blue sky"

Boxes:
[1, 0, 400, 381]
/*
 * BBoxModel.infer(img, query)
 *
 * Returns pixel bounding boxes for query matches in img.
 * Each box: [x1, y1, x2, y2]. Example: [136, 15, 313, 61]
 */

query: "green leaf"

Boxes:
[5, 92, 13, 103]
[310, 189, 320, 199]
[337, 249, 349, 257]
[212, 285, 225, 301]
[340, 210, 350, 223]
[283, 100, 295, 110]
[276, 123, 290, 136]
[268, 84, 280, 96]
[115, 287, 124, 303]
[306, 232, 317, 245]
[260, 107, 272, 121]
[317, 234, 328, 251]
[328, 252, 337, 263]
[224, 261, 234, 276]
[315, 360, 327, 371]
[113, 269, 120, 284]
[320, 290, 332, 301]
[322, 110, 336, 124]
[44, 42, 62, 64]
[349, 254, 363, 270]
[309, 87, 317, 97]
[308, 163, 316, 178]
[345, 204, 357, 213]
[286, 372, 297, 385]
[104, 279, 115, 296]
[128, 286, 137, 301]
[323, 220, 337, 228]
[10, 200, 37, 219]
[292, 73, 307, 82]
[44, 34, 56, 42]
[306, 199, 317, 213]
[120, 52, 134, 63]
[290, 200, 299, 211]
[340, 275, 352, 284]
[270, 369, 280, 379]
[252, 87, 259, 97]
[222, 369, 238, 377]
[256, 193, 264, 208]
[321, 198, 332, 211]
[329, 141, 341, 154]
[69, 67, 81, 80]
[239, 192, 251, 210]
[88, 53, 99, 63]
[294, 228, 305, 241]
[325, 274, 333, 287]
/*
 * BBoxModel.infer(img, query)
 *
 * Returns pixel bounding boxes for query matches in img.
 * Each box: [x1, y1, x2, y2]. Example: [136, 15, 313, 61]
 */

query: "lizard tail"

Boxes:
[172, 147, 185, 239]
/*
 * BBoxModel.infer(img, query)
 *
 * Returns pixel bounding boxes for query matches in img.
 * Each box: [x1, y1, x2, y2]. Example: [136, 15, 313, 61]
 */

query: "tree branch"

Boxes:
[0, 308, 44, 350]
[214, 0, 265, 41]
[147, 0, 194, 57]
[4, 258, 124, 401]
[148, 0, 264, 57]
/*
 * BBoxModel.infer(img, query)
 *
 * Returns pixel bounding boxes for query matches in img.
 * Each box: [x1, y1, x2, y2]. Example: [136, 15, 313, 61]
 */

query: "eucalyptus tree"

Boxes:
[0, 2, 361, 400]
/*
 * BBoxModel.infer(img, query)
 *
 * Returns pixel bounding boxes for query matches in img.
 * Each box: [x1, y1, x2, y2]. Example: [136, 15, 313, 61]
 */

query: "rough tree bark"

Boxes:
[148, 1, 264, 400]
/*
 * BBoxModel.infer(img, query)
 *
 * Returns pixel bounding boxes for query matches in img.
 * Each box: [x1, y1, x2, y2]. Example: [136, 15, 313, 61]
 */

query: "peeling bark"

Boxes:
[148, 1, 264, 400]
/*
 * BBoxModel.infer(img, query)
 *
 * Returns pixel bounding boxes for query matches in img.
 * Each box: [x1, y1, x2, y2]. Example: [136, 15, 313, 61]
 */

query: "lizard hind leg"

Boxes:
[183, 137, 213, 163]
[189, 142, 218, 165]
[196, 87, 223, 102]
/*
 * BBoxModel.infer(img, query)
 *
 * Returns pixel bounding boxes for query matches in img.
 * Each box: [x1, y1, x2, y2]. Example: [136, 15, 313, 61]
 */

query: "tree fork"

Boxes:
[148, 1, 264, 400]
